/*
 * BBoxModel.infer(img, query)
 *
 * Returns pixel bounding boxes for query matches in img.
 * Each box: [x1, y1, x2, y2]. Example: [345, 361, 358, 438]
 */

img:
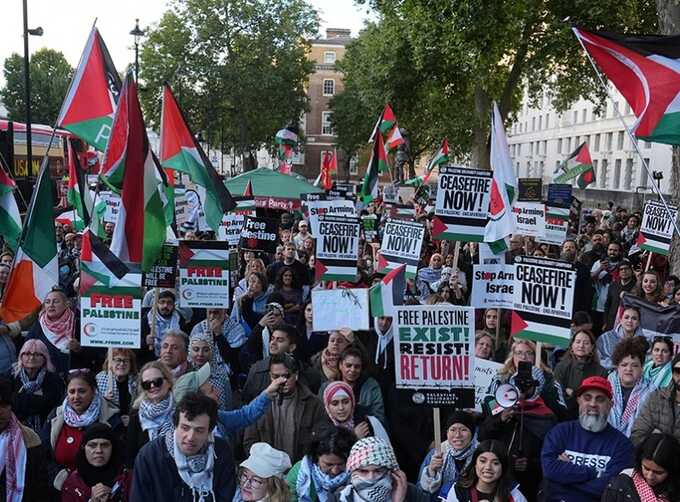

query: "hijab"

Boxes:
[76, 423, 122, 488]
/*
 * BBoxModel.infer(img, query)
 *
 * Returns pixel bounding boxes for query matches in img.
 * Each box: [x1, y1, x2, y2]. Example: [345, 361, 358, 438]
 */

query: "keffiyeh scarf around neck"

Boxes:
[296, 455, 350, 502]
[164, 428, 216, 502]
[39, 308, 75, 354]
[632, 470, 669, 502]
[63, 391, 102, 428]
[643, 360, 673, 389]
[18, 367, 45, 394]
[147, 309, 181, 355]
[440, 435, 478, 489]
[139, 393, 175, 440]
[0, 413, 27, 502]
[608, 372, 653, 436]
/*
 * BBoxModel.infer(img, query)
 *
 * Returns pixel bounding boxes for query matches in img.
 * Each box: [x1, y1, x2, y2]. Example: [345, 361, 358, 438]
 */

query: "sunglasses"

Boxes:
[141, 377, 165, 391]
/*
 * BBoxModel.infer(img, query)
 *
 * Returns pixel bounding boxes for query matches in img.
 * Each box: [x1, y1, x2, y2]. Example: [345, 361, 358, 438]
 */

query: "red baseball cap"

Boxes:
[577, 376, 612, 400]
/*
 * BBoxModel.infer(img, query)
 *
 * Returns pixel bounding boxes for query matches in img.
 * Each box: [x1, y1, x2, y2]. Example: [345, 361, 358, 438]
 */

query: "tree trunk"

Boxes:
[471, 85, 491, 169]
[656, 1, 680, 274]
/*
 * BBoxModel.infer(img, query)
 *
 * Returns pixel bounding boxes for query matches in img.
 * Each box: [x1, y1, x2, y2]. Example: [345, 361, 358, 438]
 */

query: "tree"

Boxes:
[1, 48, 73, 125]
[336, 1, 656, 169]
[139, 0, 318, 171]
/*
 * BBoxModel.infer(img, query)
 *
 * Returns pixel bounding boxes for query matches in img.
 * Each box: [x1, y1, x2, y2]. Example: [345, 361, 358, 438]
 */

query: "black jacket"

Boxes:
[130, 435, 236, 502]
[12, 370, 65, 432]
[0, 423, 49, 502]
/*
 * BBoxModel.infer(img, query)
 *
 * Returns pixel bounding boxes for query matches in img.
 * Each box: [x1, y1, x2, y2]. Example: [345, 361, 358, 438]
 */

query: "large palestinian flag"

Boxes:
[574, 27, 680, 145]
[360, 132, 389, 203]
[56, 27, 121, 152]
[553, 142, 596, 188]
[0, 165, 21, 251]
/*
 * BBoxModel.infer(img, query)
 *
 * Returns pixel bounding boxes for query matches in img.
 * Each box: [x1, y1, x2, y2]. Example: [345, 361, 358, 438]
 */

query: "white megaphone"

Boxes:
[495, 383, 520, 409]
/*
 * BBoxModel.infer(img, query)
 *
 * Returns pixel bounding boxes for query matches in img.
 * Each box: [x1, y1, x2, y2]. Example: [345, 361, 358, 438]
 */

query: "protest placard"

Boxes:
[471, 265, 514, 309]
[238, 216, 279, 254]
[540, 206, 570, 245]
[518, 178, 543, 202]
[393, 305, 476, 407]
[512, 202, 545, 238]
[639, 200, 678, 255]
[383, 183, 399, 203]
[301, 194, 356, 235]
[474, 358, 502, 412]
[311, 288, 369, 331]
[511, 256, 576, 347]
[315, 215, 360, 281]
[361, 214, 379, 242]
[547, 184, 572, 208]
[431, 166, 491, 242]
[217, 198, 256, 246]
[81, 266, 143, 349]
[143, 244, 178, 289]
[174, 188, 190, 227]
[386, 203, 416, 221]
[378, 218, 425, 279]
[478, 242, 504, 265]
[101, 191, 120, 224]
[178, 241, 230, 308]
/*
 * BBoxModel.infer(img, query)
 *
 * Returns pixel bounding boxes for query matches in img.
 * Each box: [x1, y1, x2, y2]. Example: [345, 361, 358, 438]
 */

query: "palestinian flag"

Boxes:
[160, 84, 236, 233]
[56, 27, 121, 152]
[79, 229, 129, 294]
[66, 139, 92, 231]
[369, 264, 406, 317]
[0, 165, 21, 251]
[385, 125, 405, 151]
[573, 27, 680, 145]
[360, 132, 389, 203]
[243, 180, 253, 197]
[0, 159, 58, 322]
[553, 142, 596, 188]
[108, 74, 166, 272]
[423, 138, 449, 182]
[621, 292, 680, 338]
[484, 103, 517, 254]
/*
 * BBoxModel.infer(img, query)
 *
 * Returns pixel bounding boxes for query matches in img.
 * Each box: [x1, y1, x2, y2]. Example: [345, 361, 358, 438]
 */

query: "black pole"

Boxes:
[134, 39, 139, 82]
[22, 0, 32, 178]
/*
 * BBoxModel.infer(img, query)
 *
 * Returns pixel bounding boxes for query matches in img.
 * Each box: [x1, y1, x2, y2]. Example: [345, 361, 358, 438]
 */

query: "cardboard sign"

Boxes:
[81, 267, 143, 349]
[393, 305, 476, 407]
[311, 288, 369, 331]
[512, 202, 546, 238]
[378, 219, 425, 279]
[639, 200, 678, 255]
[315, 215, 360, 281]
[178, 241, 230, 308]
[540, 206, 570, 245]
[238, 216, 279, 254]
[512, 256, 576, 348]
[432, 166, 491, 242]
[518, 178, 543, 202]
[143, 244, 178, 289]
[471, 264, 514, 309]
[361, 214, 379, 242]
[101, 191, 121, 224]
[301, 194, 356, 235]
[474, 358, 502, 412]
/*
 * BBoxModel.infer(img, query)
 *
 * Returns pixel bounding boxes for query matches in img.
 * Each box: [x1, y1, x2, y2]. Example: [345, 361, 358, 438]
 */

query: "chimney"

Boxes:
[326, 28, 351, 39]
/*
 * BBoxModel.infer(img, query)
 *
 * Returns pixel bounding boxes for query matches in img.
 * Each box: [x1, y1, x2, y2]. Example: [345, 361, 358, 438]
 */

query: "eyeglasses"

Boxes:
[21, 352, 45, 359]
[112, 358, 130, 365]
[514, 351, 535, 358]
[239, 472, 264, 488]
[68, 368, 91, 375]
[141, 377, 165, 391]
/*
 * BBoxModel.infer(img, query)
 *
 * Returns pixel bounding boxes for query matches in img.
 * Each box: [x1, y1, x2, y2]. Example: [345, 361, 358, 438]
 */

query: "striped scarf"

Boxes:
[62, 392, 102, 428]
[632, 470, 669, 502]
[139, 393, 175, 440]
[643, 360, 673, 390]
[0, 413, 27, 502]
[608, 372, 653, 437]
[39, 308, 74, 353]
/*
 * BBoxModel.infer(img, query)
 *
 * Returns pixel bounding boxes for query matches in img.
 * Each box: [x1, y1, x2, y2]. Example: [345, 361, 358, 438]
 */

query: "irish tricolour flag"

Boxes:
[0, 160, 58, 322]
[574, 27, 680, 145]
[0, 167, 21, 251]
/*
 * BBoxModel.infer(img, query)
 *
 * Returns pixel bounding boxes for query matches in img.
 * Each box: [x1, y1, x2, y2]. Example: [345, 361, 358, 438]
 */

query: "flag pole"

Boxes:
[0, 150, 30, 210]
[574, 29, 680, 240]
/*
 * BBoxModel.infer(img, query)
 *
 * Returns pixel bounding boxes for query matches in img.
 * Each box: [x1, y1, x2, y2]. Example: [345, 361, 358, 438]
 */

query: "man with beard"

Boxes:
[580, 230, 605, 269]
[631, 353, 680, 446]
[141, 290, 190, 364]
[602, 260, 637, 331]
[590, 241, 623, 335]
[560, 239, 593, 314]
[541, 376, 633, 502]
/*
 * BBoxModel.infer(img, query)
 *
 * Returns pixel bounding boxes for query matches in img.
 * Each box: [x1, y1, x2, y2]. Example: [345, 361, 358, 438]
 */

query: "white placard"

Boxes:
[473, 358, 502, 412]
[471, 264, 514, 309]
[311, 288, 369, 331]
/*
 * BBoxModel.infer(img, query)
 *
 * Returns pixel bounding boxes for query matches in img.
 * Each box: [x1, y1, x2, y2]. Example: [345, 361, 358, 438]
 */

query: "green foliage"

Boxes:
[1, 48, 73, 125]
[139, 0, 318, 166]
[336, 0, 657, 167]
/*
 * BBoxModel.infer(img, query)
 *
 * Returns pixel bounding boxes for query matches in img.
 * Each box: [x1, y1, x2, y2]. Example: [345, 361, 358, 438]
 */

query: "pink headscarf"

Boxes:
[323, 381, 355, 430]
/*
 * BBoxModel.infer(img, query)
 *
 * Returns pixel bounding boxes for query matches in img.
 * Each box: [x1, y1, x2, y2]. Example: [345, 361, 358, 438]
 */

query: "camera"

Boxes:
[514, 361, 538, 394]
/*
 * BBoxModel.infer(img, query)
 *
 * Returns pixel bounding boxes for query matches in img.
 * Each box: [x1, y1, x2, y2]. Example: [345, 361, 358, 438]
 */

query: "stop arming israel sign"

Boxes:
[471, 264, 514, 309]
[301, 194, 356, 235]
[431, 166, 491, 242]
[511, 256, 576, 348]
[378, 219, 425, 279]
[512, 202, 545, 238]
[639, 200, 678, 255]
[315, 215, 360, 281]
[178, 241, 230, 309]
[393, 305, 476, 407]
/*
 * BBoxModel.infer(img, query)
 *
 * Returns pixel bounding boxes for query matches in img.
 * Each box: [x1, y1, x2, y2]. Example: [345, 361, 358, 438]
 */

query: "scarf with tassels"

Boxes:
[632, 470, 669, 502]
[39, 308, 74, 353]
[295, 455, 350, 502]
[62, 392, 102, 428]
[0, 413, 27, 502]
[139, 393, 175, 440]
[164, 428, 216, 502]
[608, 372, 654, 437]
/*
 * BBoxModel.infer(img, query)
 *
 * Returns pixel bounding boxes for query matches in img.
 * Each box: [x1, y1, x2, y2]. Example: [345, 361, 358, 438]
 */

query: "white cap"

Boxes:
[240, 443, 291, 478]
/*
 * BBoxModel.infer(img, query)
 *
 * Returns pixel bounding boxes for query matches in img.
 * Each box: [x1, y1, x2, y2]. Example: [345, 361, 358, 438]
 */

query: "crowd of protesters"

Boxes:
[0, 194, 679, 502]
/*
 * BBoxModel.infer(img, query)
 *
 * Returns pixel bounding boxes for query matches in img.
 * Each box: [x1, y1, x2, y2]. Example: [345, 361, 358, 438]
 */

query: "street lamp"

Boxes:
[130, 19, 144, 82]
[22, 0, 43, 178]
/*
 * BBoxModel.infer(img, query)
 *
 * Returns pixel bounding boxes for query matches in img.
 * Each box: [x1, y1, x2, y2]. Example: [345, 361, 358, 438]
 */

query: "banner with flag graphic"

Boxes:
[637, 200, 678, 255]
[553, 142, 596, 188]
[484, 103, 517, 253]
[369, 263, 406, 317]
[178, 241, 230, 308]
[315, 215, 360, 281]
[108, 74, 166, 272]
[56, 27, 121, 151]
[160, 84, 236, 233]
[621, 293, 680, 341]
[0, 164, 21, 251]
[511, 256, 576, 348]
[378, 219, 425, 279]
[0, 159, 58, 322]
[360, 132, 389, 203]
[573, 27, 680, 145]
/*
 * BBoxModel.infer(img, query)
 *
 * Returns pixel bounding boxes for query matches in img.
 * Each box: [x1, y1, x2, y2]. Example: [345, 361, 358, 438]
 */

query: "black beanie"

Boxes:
[445, 411, 476, 434]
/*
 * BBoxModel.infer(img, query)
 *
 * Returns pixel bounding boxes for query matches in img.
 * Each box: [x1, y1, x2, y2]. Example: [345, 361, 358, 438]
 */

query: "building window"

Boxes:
[600, 159, 608, 188]
[645, 141, 652, 149]
[606, 132, 613, 150]
[574, 136, 580, 148]
[565, 137, 571, 153]
[617, 131, 625, 150]
[532, 117, 536, 131]
[593, 159, 599, 176]
[539, 160, 545, 178]
[542, 140, 547, 155]
[321, 111, 334, 136]
[624, 158, 633, 190]
[594, 134, 601, 152]
[349, 154, 358, 175]
[640, 159, 650, 187]
[323, 51, 337, 64]
[582, 109, 587, 123]
[526, 161, 532, 177]
[614, 159, 622, 189]
[538, 115, 542, 130]
[545, 114, 549, 129]
[573, 110, 578, 124]
[322, 79, 335, 96]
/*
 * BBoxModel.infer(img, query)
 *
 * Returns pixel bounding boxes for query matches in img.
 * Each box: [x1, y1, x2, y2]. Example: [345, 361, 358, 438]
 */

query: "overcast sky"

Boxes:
[0, 0, 370, 85]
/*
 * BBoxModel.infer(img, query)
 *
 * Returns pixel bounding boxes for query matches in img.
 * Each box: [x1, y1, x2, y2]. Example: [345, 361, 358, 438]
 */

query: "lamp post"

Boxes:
[130, 19, 144, 82]
[22, 0, 43, 178]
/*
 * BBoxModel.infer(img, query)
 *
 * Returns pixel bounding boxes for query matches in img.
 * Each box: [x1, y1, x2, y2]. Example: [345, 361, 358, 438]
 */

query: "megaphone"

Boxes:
[495, 383, 520, 409]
